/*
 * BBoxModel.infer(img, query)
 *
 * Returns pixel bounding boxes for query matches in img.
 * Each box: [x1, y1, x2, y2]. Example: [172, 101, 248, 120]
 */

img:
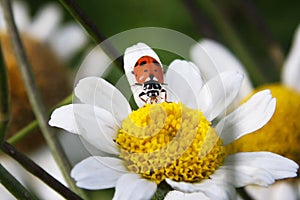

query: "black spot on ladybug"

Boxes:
[144, 69, 148, 72]
[154, 69, 158, 72]
[140, 61, 147, 66]
[134, 62, 139, 67]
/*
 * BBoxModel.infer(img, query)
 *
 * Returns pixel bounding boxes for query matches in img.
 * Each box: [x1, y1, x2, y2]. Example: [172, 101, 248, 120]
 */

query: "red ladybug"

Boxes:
[133, 56, 164, 84]
[133, 56, 167, 104]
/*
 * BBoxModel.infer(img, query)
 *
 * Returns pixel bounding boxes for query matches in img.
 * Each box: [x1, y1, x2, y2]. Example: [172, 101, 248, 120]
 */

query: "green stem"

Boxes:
[0, 164, 38, 200]
[0, 40, 10, 144]
[2, 142, 83, 200]
[7, 94, 72, 144]
[7, 120, 38, 144]
[181, 0, 217, 39]
[58, 0, 123, 70]
[197, 0, 266, 86]
[0, 0, 88, 198]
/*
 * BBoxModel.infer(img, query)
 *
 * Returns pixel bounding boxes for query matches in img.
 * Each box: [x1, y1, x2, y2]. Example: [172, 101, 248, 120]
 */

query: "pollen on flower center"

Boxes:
[116, 102, 225, 184]
[226, 84, 300, 171]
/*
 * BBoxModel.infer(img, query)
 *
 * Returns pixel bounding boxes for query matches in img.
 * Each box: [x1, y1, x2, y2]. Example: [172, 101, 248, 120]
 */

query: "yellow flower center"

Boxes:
[227, 84, 300, 169]
[116, 102, 225, 184]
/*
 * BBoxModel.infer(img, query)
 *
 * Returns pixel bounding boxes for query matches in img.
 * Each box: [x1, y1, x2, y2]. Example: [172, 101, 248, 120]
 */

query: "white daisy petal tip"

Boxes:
[71, 156, 128, 190]
[74, 76, 131, 123]
[48, 105, 78, 134]
[165, 59, 204, 108]
[164, 190, 210, 200]
[49, 103, 120, 155]
[198, 71, 244, 121]
[113, 173, 157, 200]
[123, 43, 162, 74]
[221, 152, 299, 188]
[165, 179, 198, 193]
[282, 23, 300, 92]
[216, 89, 276, 145]
[191, 38, 254, 99]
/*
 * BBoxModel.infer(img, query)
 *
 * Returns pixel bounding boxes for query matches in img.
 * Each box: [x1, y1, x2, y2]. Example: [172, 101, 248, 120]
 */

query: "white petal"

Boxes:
[269, 181, 298, 200]
[216, 90, 276, 145]
[191, 39, 253, 101]
[165, 59, 203, 109]
[166, 178, 236, 200]
[71, 156, 128, 190]
[49, 23, 88, 61]
[76, 46, 112, 79]
[74, 77, 131, 123]
[113, 173, 157, 200]
[123, 43, 163, 106]
[245, 182, 298, 200]
[225, 152, 299, 179]
[282, 24, 300, 92]
[211, 152, 298, 187]
[49, 105, 78, 134]
[27, 3, 62, 41]
[198, 71, 244, 121]
[49, 104, 119, 155]
[165, 179, 199, 193]
[196, 179, 236, 200]
[164, 190, 210, 200]
[123, 43, 162, 81]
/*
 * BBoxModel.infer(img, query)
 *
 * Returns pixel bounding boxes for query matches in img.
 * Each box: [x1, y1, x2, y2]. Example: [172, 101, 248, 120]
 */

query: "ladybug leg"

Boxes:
[139, 92, 148, 103]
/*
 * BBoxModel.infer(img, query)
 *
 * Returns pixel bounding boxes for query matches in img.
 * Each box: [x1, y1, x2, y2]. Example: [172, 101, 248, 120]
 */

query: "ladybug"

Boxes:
[133, 56, 167, 104]
[133, 56, 164, 84]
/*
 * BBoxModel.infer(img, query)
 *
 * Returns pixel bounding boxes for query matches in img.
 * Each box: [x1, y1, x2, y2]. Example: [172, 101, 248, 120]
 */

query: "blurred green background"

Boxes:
[27, 0, 300, 85]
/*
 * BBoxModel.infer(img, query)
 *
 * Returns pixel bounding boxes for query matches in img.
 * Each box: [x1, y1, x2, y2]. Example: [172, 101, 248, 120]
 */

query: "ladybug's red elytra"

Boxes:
[133, 56, 164, 84]
[132, 56, 167, 104]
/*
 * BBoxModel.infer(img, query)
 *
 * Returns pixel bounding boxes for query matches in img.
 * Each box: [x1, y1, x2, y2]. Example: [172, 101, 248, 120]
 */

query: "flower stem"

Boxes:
[58, 0, 123, 70]
[8, 94, 72, 145]
[0, 0, 88, 198]
[1, 142, 83, 200]
[181, 0, 218, 39]
[0, 41, 10, 144]
[0, 163, 39, 200]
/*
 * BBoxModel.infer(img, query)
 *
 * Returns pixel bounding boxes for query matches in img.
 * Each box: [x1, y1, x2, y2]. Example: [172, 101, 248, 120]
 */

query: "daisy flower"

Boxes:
[191, 24, 300, 199]
[49, 43, 298, 200]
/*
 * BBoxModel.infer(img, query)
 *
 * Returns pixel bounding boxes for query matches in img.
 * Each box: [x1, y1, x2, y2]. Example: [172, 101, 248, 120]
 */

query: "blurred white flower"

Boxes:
[0, 0, 88, 62]
[191, 24, 300, 200]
